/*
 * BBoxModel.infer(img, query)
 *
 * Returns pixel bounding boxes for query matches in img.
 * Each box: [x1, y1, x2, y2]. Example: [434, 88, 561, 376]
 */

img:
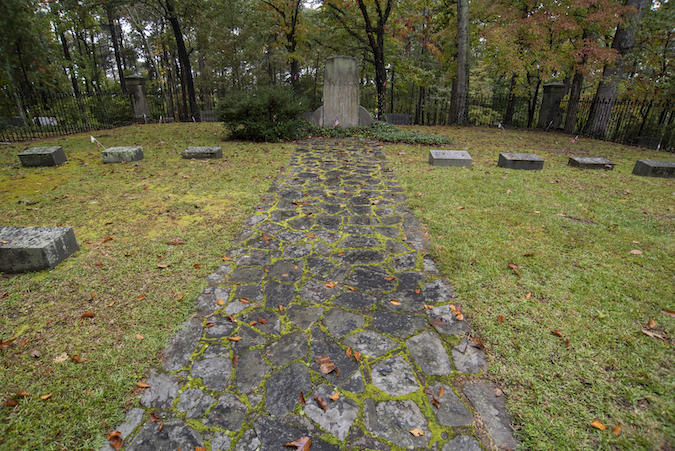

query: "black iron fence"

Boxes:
[2, 87, 673, 151]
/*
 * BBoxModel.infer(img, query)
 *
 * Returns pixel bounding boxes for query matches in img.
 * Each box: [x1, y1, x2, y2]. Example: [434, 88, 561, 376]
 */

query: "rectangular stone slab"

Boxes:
[568, 156, 615, 170]
[18, 146, 67, 167]
[182, 146, 222, 159]
[0, 227, 79, 273]
[632, 159, 675, 178]
[498, 152, 544, 170]
[428, 150, 472, 167]
[101, 146, 144, 163]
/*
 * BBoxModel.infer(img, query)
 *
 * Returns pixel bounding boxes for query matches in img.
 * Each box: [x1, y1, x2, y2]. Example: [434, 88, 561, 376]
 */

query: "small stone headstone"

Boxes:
[101, 146, 144, 163]
[568, 156, 615, 170]
[428, 150, 472, 167]
[632, 159, 675, 178]
[0, 226, 79, 273]
[18, 146, 67, 167]
[498, 152, 544, 170]
[182, 146, 222, 159]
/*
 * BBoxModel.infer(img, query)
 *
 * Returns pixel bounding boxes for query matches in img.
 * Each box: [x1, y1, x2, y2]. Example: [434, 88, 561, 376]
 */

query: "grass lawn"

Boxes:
[386, 126, 674, 450]
[0, 123, 294, 450]
[0, 123, 673, 450]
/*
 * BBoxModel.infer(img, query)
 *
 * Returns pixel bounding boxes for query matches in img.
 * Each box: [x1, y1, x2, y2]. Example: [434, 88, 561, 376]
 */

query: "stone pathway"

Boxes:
[102, 138, 517, 451]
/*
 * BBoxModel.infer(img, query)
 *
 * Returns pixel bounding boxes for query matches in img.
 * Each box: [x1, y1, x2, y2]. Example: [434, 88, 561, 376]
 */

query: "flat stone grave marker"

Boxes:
[182, 146, 222, 159]
[632, 159, 675, 178]
[568, 156, 614, 170]
[0, 226, 79, 273]
[18, 146, 67, 167]
[101, 146, 144, 164]
[498, 152, 544, 170]
[428, 150, 472, 167]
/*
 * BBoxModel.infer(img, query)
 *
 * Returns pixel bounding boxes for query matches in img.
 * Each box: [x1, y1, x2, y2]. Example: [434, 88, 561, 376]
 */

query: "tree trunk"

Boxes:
[454, 0, 469, 125]
[527, 75, 540, 128]
[564, 71, 583, 134]
[165, 0, 197, 120]
[504, 74, 517, 126]
[584, 0, 649, 138]
[389, 64, 395, 114]
[106, 6, 127, 94]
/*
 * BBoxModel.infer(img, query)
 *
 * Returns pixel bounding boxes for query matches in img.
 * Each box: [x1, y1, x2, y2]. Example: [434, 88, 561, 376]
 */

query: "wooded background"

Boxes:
[1, 0, 673, 144]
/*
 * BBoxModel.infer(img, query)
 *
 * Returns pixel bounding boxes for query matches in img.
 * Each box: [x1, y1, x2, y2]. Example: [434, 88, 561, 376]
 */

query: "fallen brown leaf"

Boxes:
[249, 321, 258, 326]
[298, 391, 306, 405]
[81, 311, 96, 318]
[136, 334, 144, 339]
[551, 330, 564, 337]
[612, 424, 622, 436]
[346, 347, 352, 358]
[204, 323, 216, 329]
[630, 249, 643, 255]
[149, 412, 160, 422]
[526, 292, 531, 299]
[227, 315, 235, 322]
[663, 309, 675, 318]
[71, 355, 86, 363]
[409, 428, 424, 437]
[430, 397, 440, 409]
[228, 336, 243, 342]
[453, 311, 464, 321]
[217, 298, 224, 305]
[135, 381, 150, 388]
[424, 304, 434, 309]
[384, 276, 395, 281]
[195, 447, 206, 451]
[314, 395, 328, 411]
[508, 262, 521, 276]
[240, 298, 251, 304]
[497, 315, 504, 323]
[329, 392, 340, 402]
[591, 419, 607, 430]
[40, 393, 52, 400]
[233, 355, 238, 367]
[284, 436, 311, 450]
[315, 355, 337, 374]
[390, 300, 401, 306]
[109, 436, 123, 451]
[642, 329, 666, 340]
[324, 282, 337, 288]
[3, 400, 18, 407]
[258, 318, 268, 325]
[107, 431, 122, 440]
[354, 351, 361, 362]
[438, 386, 445, 398]
[279, 304, 284, 312]
[648, 318, 656, 329]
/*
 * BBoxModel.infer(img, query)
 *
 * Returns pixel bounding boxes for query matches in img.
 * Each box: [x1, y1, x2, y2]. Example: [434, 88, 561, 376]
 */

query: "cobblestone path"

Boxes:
[103, 138, 516, 451]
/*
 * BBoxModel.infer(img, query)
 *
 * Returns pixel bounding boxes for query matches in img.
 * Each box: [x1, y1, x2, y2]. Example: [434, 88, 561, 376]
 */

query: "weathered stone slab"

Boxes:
[310, 326, 360, 385]
[232, 429, 259, 451]
[286, 305, 324, 330]
[442, 435, 483, 451]
[371, 356, 419, 396]
[332, 291, 379, 310]
[341, 370, 365, 393]
[568, 156, 614, 170]
[632, 159, 675, 178]
[211, 431, 232, 451]
[18, 146, 67, 167]
[427, 382, 474, 427]
[0, 226, 79, 273]
[236, 350, 271, 394]
[266, 361, 311, 416]
[303, 384, 359, 440]
[253, 415, 342, 451]
[453, 338, 488, 374]
[345, 266, 398, 293]
[202, 393, 247, 431]
[182, 146, 222, 159]
[323, 307, 364, 339]
[140, 373, 179, 409]
[464, 381, 518, 450]
[162, 318, 203, 371]
[266, 330, 308, 367]
[125, 419, 203, 451]
[344, 330, 398, 358]
[176, 388, 216, 419]
[498, 152, 544, 170]
[364, 399, 430, 448]
[191, 357, 232, 392]
[301, 279, 341, 303]
[101, 146, 144, 163]
[372, 311, 427, 339]
[98, 408, 145, 451]
[406, 331, 452, 376]
[428, 150, 472, 167]
[427, 304, 470, 335]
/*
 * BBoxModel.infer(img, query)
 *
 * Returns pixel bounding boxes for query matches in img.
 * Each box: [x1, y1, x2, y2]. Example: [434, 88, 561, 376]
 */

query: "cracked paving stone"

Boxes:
[442, 435, 483, 451]
[176, 388, 216, 420]
[423, 278, 454, 303]
[232, 428, 260, 451]
[384, 239, 408, 254]
[315, 214, 342, 230]
[223, 298, 252, 316]
[98, 408, 145, 451]
[345, 266, 397, 293]
[286, 305, 324, 330]
[265, 330, 309, 367]
[202, 393, 247, 431]
[464, 381, 518, 450]
[339, 235, 380, 248]
[303, 384, 359, 441]
[427, 382, 474, 427]
[373, 226, 400, 239]
[236, 251, 272, 267]
[381, 288, 426, 313]
[268, 259, 304, 282]
[453, 338, 488, 374]
[343, 330, 398, 358]
[307, 256, 335, 277]
[253, 415, 341, 451]
[364, 399, 430, 448]
[371, 355, 419, 396]
[389, 252, 417, 271]
[125, 419, 203, 451]
[332, 290, 379, 310]
[162, 318, 202, 371]
[337, 249, 385, 265]
[283, 243, 313, 259]
[264, 279, 297, 308]
[310, 326, 360, 385]
[266, 361, 312, 416]
[235, 284, 264, 303]
[201, 343, 230, 359]
[301, 279, 341, 303]
[406, 331, 452, 376]
[204, 316, 237, 339]
[229, 267, 265, 283]
[191, 357, 232, 392]
[236, 349, 271, 394]
[231, 325, 268, 355]
[241, 310, 280, 335]
[194, 287, 219, 316]
[427, 304, 470, 335]
[210, 431, 232, 451]
[277, 230, 307, 243]
[271, 209, 299, 222]
[140, 373, 179, 410]
[371, 311, 427, 339]
[340, 370, 365, 394]
[323, 307, 365, 339]
[401, 230, 428, 251]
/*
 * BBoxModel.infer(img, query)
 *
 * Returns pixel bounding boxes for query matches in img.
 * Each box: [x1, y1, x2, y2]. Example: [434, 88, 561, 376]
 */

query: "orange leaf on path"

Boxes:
[315, 355, 337, 374]
[217, 298, 224, 305]
[329, 392, 340, 401]
[240, 298, 251, 304]
[258, 318, 268, 325]
[284, 436, 311, 450]
[228, 336, 242, 342]
[279, 304, 284, 312]
[354, 351, 362, 362]
[298, 391, 306, 405]
[135, 381, 150, 388]
[249, 321, 258, 326]
[233, 355, 238, 367]
[430, 397, 440, 409]
[438, 386, 445, 398]
[591, 419, 607, 430]
[107, 431, 122, 440]
[390, 300, 401, 306]
[149, 412, 160, 422]
[384, 276, 395, 281]
[314, 395, 328, 411]
[346, 347, 352, 358]
[409, 429, 425, 437]
[195, 447, 207, 451]
[424, 304, 434, 309]
[109, 436, 123, 451]
[325, 282, 337, 288]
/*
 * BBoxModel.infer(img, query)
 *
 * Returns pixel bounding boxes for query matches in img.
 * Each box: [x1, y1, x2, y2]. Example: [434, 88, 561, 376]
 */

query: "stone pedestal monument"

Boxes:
[125, 74, 152, 122]
[310, 56, 373, 128]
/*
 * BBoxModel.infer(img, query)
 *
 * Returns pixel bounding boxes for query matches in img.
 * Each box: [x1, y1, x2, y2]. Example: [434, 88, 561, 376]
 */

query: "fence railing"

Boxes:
[2, 88, 674, 151]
